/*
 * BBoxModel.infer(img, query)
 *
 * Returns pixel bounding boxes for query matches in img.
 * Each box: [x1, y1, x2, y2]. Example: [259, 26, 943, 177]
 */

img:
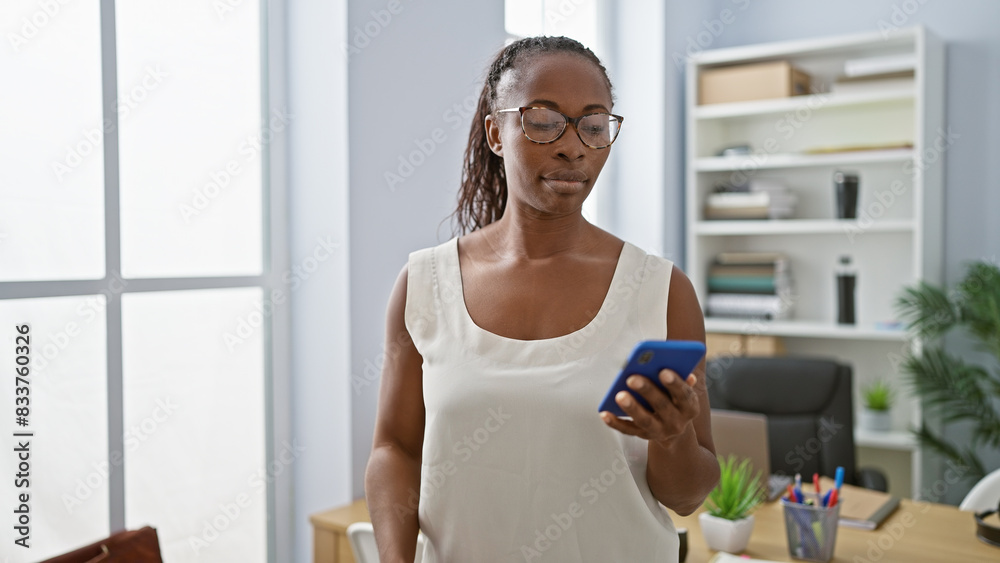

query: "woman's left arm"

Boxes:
[599, 265, 720, 515]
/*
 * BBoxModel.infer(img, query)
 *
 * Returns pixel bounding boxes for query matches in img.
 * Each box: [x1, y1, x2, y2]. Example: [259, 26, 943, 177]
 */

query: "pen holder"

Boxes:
[781, 496, 840, 562]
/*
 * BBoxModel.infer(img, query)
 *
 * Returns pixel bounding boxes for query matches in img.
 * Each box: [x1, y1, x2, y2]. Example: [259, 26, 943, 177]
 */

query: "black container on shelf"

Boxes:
[834, 171, 860, 219]
[837, 255, 857, 324]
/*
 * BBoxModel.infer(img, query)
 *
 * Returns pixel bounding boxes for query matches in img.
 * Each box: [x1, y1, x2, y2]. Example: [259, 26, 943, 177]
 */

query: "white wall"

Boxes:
[604, 0, 745, 264]
[602, 0, 670, 258]
[286, 1, 352, 561]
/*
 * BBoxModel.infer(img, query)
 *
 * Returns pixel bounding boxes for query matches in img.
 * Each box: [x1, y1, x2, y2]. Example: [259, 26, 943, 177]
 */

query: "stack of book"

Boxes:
[704, 180, 797, 220]
[704, 191, 769, 219]
[705, 252, 793, 320]
[831, 53, 916, 95]
[843, 53, 916, 77]
[750, 179, 797, 219]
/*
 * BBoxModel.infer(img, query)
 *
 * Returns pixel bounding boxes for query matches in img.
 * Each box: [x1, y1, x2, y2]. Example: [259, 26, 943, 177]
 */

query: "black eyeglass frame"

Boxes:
[496, 106, 625, 149]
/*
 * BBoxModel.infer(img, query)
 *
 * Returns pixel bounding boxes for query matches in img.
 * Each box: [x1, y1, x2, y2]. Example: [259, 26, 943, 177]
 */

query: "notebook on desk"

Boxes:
[709, 554, 783, 563]
[814, 478, 901, 530]
[710, 409, 792, 501]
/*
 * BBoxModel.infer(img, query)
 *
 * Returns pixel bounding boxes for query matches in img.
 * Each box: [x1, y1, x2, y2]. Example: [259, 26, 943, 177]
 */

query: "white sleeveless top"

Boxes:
[405, 237, 679, 563]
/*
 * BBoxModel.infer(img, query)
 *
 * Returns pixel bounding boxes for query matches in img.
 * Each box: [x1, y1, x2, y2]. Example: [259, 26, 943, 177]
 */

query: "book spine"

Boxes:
[705, 293, 792, 320]
[707, 276, 777, 294]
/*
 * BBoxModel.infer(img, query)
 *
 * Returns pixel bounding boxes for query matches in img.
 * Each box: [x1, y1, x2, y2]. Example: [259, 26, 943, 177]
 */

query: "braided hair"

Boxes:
[451, 36, 613, 235]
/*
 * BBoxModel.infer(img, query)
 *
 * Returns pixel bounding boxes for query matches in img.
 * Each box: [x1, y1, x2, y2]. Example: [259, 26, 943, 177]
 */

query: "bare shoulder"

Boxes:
[384, 262, 419, 357]
[386, 263, 409, 315]
[667, 265, 706, 342]
[592, 225, 624, 253]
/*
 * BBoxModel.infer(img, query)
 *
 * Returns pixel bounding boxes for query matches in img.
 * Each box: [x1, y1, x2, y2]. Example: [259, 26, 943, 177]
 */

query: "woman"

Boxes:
[366, 36, 719, 562]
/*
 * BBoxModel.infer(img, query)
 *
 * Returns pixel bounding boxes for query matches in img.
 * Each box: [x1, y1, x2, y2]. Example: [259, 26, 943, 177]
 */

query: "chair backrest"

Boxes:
[347, 522, 380, 563]
[706, 356, 858, 483]
[346, 522, 427, 563]
[960, 468, 1000, 512]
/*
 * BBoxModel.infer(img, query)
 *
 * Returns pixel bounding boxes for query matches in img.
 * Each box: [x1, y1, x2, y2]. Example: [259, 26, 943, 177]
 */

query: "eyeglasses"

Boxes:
[496, 107, 624, 149]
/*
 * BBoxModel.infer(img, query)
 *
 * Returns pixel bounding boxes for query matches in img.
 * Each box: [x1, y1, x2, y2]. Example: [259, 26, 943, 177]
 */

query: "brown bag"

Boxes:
[39, 526, 163, 563]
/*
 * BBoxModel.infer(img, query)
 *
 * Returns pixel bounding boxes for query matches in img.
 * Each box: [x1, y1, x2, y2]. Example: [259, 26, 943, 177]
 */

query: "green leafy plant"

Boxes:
[862, 380, 894, 411]
[705, 455, 765, 520]
[895, 260, 1000, 481]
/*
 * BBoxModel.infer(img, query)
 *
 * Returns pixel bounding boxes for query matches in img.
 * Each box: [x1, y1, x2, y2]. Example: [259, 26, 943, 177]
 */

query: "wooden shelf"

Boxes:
[693, 219, 914, 236]
[693, 87, 914, 120]
[694, 148, 914, 172]
[855, 428, 918, 451]
[704, 318, 907, 341]
[691, 27, 919, 66]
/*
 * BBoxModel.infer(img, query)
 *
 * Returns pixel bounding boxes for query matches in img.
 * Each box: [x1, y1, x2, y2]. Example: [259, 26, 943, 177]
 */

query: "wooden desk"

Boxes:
[670, 495, 998, 562]
[310, 499, 369, 563]
[313, 496, 998, 563]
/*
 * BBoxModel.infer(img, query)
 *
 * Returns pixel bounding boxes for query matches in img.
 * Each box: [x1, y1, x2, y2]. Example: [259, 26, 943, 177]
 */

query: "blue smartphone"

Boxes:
[598, 340, 707, 418]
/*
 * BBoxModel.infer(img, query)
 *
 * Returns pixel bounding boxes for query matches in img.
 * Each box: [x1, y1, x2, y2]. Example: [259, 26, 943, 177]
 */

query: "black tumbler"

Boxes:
[837, 255, 857, 325]
[834, 171, 859, 219]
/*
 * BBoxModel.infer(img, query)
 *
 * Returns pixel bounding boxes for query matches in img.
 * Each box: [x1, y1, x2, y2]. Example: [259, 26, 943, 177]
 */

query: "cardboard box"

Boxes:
[699, 61, 811, 105]
[744, 334, 786, 357]
[706, 332, 744, 359]
[705, 332, 785, 360]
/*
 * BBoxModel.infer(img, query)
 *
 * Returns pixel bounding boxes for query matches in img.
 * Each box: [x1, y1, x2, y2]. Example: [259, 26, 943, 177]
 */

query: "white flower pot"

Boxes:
[699, 512, 755, 553]
[859, 408, 892, 432]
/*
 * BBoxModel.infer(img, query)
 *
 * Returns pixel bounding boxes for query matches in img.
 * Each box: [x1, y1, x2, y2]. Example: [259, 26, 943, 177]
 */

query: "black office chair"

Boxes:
[705, 356, 888, 492]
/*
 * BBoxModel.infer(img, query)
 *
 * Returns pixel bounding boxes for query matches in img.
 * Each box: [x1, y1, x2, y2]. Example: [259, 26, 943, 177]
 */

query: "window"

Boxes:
[116, 1, 264, 279]
[0, 2, 285, 561]
[0, 1, 105, 281]
[0, 296, 110, 554]
[121, 288, 267, 561]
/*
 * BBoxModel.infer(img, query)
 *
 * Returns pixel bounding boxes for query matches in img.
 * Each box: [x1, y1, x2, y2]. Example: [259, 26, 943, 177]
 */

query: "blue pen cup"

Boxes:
[781, 496, 840, 562]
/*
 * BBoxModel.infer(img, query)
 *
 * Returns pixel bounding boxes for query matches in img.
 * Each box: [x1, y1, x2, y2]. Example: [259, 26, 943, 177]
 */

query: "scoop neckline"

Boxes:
[450, 236, 633, 346]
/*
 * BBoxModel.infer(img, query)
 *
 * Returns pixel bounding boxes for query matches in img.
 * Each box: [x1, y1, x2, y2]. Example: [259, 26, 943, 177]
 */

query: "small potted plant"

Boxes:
[859, 380, 894, 432]
[699, 455, 765, 553]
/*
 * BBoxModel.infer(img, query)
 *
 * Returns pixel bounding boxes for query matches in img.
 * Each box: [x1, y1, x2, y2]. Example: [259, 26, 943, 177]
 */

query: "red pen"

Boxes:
[828, 488, 839, 508]
[787, 484, 797, 503]
[813, 473, 822, 503]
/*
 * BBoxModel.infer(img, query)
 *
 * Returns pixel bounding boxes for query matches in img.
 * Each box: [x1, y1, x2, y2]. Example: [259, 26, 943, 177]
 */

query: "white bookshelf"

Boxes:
[686, 27, 945, 499]
[855, 428, 919, 451]
[693, 148, 914, 171]
[692, 87, 915, 120]
[693, 219, 914, 236]
[702, 318, 907, 341]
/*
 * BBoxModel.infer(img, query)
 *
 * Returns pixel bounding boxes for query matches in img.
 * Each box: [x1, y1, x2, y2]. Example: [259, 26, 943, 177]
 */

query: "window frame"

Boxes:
[0, 1, 291, 560]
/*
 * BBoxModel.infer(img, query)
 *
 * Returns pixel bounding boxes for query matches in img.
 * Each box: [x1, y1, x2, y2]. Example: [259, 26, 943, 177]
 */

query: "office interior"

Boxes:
[2, 0, 999, 562]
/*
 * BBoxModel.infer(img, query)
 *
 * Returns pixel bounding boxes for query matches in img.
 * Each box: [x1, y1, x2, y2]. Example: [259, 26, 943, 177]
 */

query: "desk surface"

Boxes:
[311, 499, 370, 533]
[670, 492, 997, 562]
[312, 494, 997, 563]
